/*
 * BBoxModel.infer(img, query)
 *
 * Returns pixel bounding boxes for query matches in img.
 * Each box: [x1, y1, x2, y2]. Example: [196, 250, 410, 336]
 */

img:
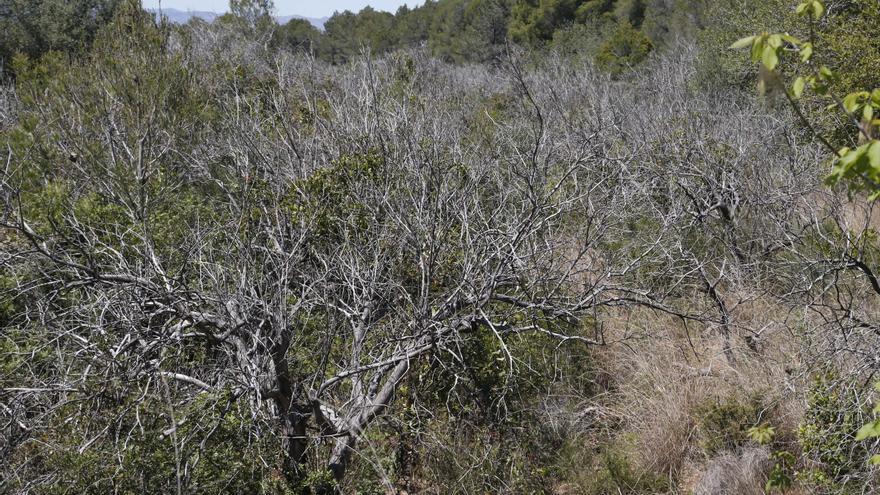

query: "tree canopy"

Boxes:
[0, 0, 121, 75]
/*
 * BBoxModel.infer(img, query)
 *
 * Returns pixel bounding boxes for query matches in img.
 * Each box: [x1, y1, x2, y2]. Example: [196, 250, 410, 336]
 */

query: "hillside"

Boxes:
[145, 7, 329, 29]
[2, 0, 880, 494]
[273, 0, 708, 65]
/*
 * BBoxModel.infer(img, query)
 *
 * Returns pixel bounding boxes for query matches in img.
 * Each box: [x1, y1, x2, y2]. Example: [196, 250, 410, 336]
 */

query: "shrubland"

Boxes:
[2, 0, 880, 493]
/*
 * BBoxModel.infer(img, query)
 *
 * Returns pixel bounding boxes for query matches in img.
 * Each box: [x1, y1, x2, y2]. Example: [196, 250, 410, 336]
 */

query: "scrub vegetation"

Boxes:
[2, 0, 880, 493]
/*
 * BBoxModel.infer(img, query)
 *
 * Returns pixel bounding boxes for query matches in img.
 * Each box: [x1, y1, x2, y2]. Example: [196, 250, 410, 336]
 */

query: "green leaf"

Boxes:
[762, 45, 779, 70]
[793, 77, 806, 98]
[780, 34, 801, 45]
[800, 43, 813, 62]
[872, 89, 880, 107]
[865, 105, 875, 122]
[767, 34, 782, 49]
[751, 38, 765, 62]
[730, 35, 756, 49]
[813, 0, 825, 20]
[835, 145, 868, 178]
[844, 93, 862, 113]
[856, 420, 880, 440]
[796, 2, 808, 14]
[870, 455, 880, 465]
[748, 424, 776, 445]
[868, 141, 880, 168]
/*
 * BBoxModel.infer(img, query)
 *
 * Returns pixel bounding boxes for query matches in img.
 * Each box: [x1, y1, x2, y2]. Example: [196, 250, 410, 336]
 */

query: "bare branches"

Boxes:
[4, 31, 878, 492]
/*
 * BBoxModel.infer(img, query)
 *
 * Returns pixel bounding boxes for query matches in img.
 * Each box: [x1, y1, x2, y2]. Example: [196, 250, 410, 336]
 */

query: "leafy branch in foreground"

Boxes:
[732, 0, 880, 197]
[735, 0, 880, 473]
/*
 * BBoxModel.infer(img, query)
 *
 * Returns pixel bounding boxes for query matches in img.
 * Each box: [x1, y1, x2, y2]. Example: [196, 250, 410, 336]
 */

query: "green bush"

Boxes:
[566, 435, 670, 494]
[0, 0, 121, 76]
[595, 21, 653, 75]
[695, 394, 765, 455]
[797, 373, 868, 489]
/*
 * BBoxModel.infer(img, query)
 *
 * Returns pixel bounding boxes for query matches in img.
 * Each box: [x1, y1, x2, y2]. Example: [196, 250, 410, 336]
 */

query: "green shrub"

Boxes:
[595, 21, 653, 75]
[695, 394, 765, 455]
[0, 0, 121, 76]
[570, 435, 670, 494]
[797, 373, 868, 489]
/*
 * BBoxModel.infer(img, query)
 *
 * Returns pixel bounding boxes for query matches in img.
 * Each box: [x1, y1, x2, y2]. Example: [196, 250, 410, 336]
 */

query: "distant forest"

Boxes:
[2, 0, 878, 78]
[221, 0, 697, 67]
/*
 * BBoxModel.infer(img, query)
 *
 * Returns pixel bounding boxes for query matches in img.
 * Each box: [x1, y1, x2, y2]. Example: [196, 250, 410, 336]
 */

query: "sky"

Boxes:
[141, 0, 418, 18]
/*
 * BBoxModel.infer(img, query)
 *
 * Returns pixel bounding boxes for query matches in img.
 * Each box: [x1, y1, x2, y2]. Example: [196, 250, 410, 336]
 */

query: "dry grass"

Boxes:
[691, 447, 771, 495]
[573, 301, 808, 493]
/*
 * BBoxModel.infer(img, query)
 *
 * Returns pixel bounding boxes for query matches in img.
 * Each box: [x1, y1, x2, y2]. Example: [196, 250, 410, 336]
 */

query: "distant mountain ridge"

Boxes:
[147, 8, 329, 30]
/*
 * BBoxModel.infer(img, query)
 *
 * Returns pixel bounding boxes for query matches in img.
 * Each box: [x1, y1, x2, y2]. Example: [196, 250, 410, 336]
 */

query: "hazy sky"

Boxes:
[142, 0, 419, 18]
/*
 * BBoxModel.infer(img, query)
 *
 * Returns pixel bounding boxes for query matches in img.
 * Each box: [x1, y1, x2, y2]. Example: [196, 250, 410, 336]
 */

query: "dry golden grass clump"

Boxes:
[557, 303, 812, 494]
